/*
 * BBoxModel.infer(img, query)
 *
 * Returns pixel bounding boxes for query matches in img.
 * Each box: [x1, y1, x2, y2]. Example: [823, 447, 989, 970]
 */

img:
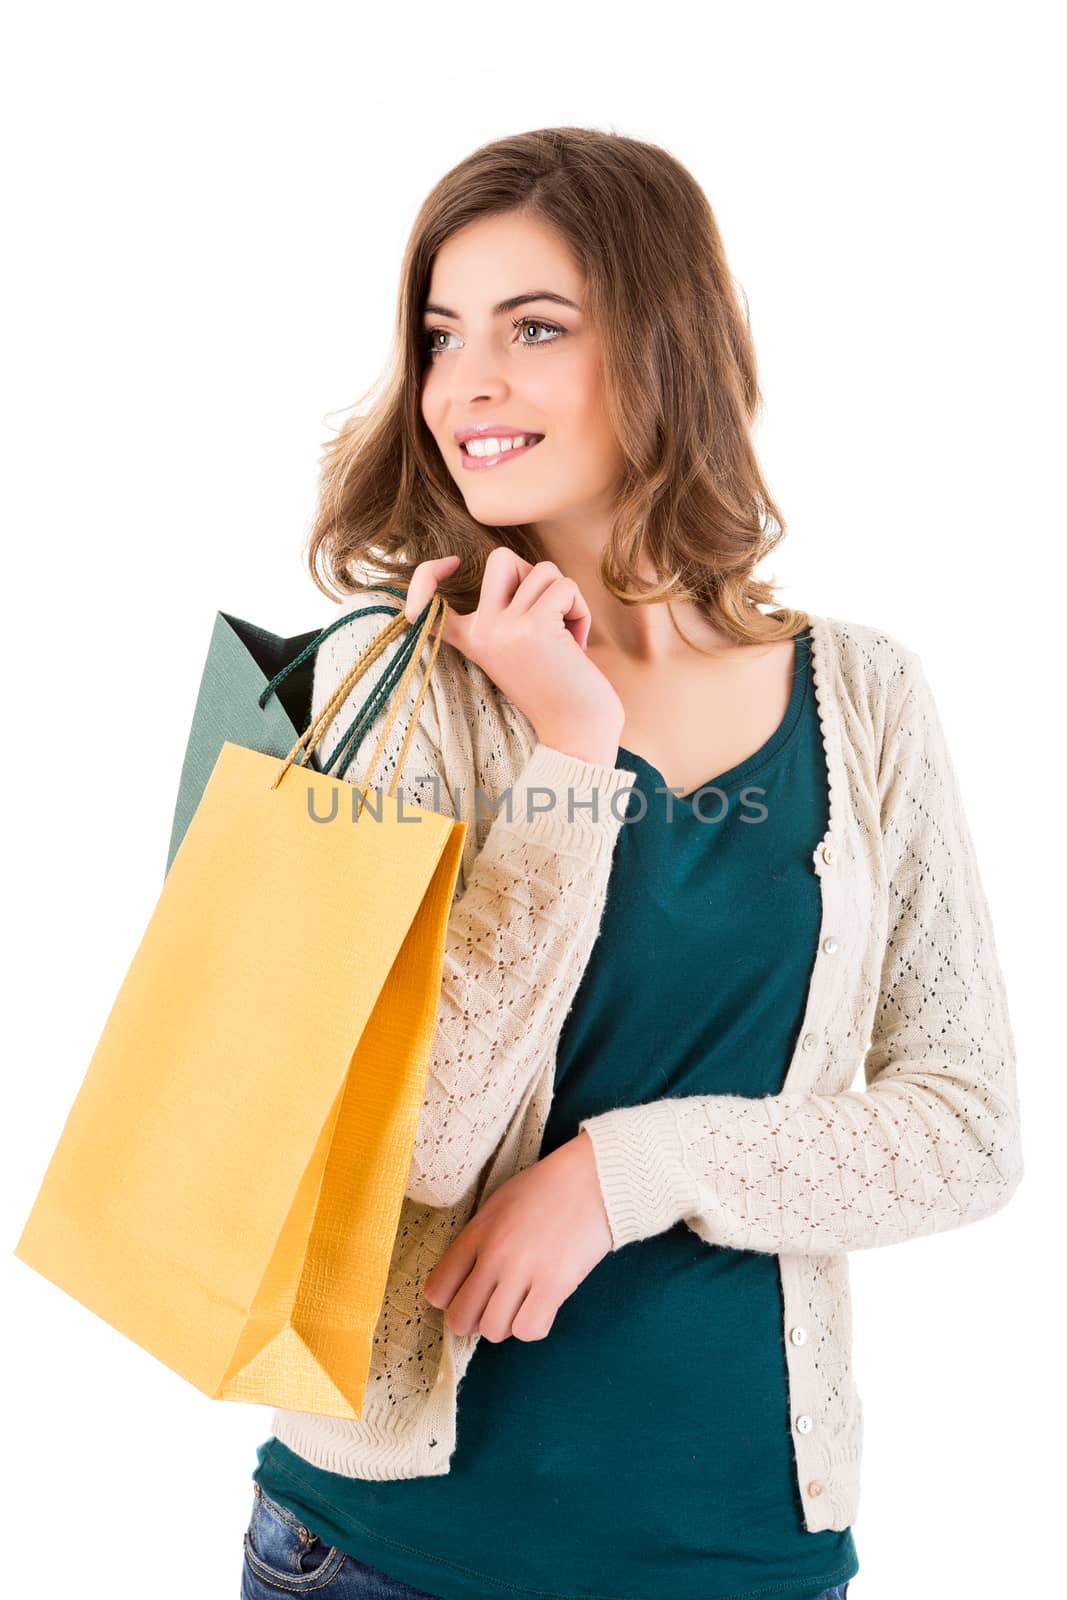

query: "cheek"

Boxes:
[545, 350, 614, 453]
[420, 370, 454, 459]
[420, 364, 440, 425]
[546, 374, 621, 479]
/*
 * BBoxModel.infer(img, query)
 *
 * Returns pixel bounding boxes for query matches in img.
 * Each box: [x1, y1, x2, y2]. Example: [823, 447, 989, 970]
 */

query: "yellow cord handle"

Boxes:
[271, 594, 449, 817]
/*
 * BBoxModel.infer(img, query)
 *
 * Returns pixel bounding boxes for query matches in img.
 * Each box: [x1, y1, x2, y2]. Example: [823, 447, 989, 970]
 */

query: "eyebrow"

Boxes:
[422, 290, 582, 319]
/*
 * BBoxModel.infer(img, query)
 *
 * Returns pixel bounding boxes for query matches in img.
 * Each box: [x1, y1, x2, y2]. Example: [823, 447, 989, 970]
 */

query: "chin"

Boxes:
[461, 495, 546, 526]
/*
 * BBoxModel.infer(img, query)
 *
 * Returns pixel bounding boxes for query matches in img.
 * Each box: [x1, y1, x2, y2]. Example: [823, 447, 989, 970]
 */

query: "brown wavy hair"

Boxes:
[305, 125, 808, 652]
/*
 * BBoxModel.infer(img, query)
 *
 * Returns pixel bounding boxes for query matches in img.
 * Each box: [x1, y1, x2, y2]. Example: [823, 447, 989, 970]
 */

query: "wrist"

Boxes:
[537, 730, 625, 768]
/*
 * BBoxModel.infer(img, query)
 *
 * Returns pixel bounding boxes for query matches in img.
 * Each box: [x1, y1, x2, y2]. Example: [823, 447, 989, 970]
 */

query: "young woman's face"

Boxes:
[420, 212, 625, 531]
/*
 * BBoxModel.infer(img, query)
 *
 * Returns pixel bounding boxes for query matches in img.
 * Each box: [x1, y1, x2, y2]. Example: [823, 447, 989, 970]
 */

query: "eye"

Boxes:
[422, 318, 566, 360]
[509, 316, 565, 349]
[424, 327, 459, 359]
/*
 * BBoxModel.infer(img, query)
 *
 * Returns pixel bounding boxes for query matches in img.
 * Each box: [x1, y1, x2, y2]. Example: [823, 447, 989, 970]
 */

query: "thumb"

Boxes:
[403, 554, 461, 633]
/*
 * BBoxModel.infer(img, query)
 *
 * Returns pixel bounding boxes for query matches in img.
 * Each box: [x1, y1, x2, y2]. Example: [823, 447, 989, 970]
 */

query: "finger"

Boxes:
[509, 560, 565, 616]
[477, 1277, 535, 1344]
[510, 1286, 560, 1343]
[476, 545, 534, 619]
[403, 556, 465, 653]
[529, 575, 593, 651]
[403, 555, 461, 629]
[442, 1254, 501, 1337]
[423, 1230, 479, 1310]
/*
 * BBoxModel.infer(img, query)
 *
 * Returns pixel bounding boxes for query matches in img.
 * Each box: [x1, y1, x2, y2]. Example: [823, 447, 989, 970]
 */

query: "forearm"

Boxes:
[406, 742, 635, 1208]
[580, 1058, 1024, 1256]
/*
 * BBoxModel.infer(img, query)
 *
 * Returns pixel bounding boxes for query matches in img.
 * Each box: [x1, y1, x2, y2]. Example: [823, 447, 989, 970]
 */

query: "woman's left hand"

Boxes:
[422, 1131, 613, 1342]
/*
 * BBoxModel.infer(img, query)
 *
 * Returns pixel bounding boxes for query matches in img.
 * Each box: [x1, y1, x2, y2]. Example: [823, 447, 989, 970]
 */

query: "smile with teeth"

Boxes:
[460, 434, 545, 469]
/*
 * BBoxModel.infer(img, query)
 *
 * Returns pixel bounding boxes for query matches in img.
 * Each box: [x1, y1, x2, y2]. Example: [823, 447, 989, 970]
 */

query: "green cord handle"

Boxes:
[269, 588, 450, 807]
[259, 585, 437, 780]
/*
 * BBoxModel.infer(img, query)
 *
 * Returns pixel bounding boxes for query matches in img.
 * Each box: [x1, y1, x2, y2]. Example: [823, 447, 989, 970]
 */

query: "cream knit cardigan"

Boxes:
[270, 591, 1024, 1535]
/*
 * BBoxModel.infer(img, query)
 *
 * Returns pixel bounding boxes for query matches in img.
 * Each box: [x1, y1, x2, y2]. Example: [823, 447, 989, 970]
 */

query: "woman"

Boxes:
[241, 126, 1023, 1600]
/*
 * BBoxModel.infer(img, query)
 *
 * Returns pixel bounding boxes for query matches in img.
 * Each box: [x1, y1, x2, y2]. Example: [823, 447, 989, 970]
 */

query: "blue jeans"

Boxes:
[241, 1482, 853, 1599]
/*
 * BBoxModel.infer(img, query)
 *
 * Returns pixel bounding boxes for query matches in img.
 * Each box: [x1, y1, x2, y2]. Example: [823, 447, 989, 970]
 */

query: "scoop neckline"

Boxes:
[616, 630, 812, 802]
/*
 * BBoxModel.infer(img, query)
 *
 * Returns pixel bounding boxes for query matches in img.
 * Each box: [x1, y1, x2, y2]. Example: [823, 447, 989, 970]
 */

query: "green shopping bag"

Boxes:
[165, 586, 430, 874]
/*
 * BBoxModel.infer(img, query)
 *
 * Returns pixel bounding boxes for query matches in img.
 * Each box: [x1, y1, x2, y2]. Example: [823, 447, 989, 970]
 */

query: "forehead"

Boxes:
[424, 214, 584, 312]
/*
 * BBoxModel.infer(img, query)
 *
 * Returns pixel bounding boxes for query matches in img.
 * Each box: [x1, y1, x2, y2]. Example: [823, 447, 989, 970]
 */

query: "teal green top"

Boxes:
[254, 627, 861, 1600]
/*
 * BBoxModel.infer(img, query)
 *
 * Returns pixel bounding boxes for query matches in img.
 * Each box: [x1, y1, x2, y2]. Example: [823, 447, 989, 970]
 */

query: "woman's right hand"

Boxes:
[403, 549, 625, 768]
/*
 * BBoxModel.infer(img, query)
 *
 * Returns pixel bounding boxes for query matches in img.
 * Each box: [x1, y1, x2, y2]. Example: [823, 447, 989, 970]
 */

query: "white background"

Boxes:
[4, 4, 1062, 1596]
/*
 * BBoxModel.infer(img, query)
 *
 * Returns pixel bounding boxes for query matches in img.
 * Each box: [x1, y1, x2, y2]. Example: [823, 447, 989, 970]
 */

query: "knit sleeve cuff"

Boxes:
[488, 743, 638, 855]
[578, 1100, 700, 1250]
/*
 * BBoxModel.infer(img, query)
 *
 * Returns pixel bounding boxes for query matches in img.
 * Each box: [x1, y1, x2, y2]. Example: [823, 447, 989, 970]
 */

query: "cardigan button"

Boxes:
[795, 1413, 813, 1434]
[802, 1033, 817, 1051]
[789, 1326, 808, 1346]
[807, 1479, 824, 1497]
[821, 843, 835, 864]
[822, 937, 839, 955]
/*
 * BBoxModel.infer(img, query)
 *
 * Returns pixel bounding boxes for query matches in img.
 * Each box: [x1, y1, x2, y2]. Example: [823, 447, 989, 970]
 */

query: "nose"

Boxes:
[440, 334, 513, 400]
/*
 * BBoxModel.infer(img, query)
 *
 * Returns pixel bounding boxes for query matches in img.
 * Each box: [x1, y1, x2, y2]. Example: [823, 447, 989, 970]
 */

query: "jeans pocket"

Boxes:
[242, 1483, 347, 1593]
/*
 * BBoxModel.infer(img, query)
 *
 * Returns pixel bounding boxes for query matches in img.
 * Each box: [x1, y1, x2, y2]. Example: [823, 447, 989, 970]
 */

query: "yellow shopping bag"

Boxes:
[14, 593, 465, 1420]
